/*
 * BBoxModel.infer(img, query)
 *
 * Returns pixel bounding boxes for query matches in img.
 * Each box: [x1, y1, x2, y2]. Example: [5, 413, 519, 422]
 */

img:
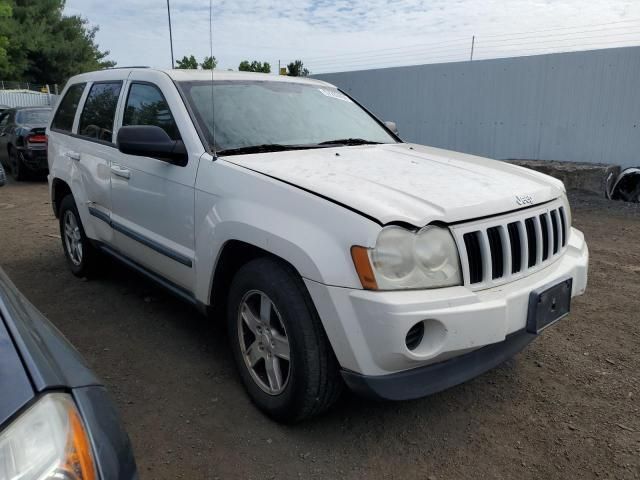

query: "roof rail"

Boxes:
[107, 66, 151, 70]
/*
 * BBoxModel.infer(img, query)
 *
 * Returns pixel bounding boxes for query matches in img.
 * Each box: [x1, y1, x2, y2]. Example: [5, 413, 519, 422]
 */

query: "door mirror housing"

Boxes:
[384, 121, 399, 136]
[117, 125, 187, 166]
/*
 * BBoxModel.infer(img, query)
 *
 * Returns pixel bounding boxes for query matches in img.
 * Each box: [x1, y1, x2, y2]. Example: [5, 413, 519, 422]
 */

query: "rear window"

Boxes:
[17, 109, 51, 124]
[78, 82, 122, 143]
[51, 83, 86, 132]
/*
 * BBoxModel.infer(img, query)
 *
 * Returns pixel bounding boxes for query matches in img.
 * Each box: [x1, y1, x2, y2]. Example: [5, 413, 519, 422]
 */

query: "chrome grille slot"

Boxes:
[452, 200, 570, 290]
[507, 222, 521, 273]
[540, 213, 550, 261]
[487, 226, 504, 279]
[463, 231, 483, 284]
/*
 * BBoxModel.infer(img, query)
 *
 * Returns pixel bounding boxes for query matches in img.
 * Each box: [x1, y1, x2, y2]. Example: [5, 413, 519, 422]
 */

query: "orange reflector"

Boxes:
[64, 404, 97, 480]
[351, 246, 378, 290]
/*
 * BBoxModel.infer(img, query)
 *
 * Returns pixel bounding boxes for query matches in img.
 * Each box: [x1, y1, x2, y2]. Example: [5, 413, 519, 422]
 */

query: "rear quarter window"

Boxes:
[51, 83, 86, 132]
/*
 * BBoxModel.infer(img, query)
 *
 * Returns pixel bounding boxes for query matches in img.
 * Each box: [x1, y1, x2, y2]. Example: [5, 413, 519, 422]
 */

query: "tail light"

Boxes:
[27, 133, 48, 147]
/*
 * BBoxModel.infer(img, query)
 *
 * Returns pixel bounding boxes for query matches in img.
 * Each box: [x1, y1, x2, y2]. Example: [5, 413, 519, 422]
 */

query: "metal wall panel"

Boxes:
[0, 90, 57, 108]
[315, 47, 640, 168]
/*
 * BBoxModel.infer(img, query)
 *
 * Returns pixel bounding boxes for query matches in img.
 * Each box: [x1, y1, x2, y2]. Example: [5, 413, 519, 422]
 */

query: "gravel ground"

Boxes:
[0, 180, 638, 479]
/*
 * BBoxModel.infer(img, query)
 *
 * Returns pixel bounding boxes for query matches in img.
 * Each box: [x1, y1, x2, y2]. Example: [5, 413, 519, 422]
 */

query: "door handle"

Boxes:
[65, 151, 81, 161]
[110, 164, 130, 179]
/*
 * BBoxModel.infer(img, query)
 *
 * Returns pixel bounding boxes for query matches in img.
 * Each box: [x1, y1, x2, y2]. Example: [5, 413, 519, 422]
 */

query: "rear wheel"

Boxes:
[9, 148, 26, 181]
[58, 195, 98, 277]
[227, 257, 342, 422]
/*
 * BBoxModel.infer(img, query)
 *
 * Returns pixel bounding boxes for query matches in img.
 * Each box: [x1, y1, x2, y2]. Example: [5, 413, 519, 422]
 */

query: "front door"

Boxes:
[110, 72, 200, 292]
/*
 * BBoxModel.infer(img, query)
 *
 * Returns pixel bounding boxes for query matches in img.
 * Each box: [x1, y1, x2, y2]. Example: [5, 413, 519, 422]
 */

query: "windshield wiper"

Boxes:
[317, 138, 382, 146]
[216, 144, 325, 156]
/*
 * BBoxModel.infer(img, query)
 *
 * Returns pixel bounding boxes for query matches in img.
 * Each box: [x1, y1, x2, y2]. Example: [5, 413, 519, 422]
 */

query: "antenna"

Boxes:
[209, 0, 217, 158]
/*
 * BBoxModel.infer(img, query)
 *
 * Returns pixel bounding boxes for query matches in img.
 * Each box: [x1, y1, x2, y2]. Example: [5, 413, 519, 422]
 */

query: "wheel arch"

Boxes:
[51, 177, 73, 218]
[208, 239, 311, 320]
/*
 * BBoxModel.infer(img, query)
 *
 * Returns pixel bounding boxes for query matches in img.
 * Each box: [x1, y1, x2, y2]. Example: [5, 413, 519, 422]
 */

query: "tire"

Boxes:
[227, 257, 343, 422]
[0, 163, 5, 186]
[58, 195, 98, 277]
[9, 148, 26, 181]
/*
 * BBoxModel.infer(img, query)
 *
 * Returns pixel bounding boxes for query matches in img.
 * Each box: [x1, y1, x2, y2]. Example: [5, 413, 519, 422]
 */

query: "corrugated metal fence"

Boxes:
[315, 46, 640, 169]
[0, 90, 58, 108]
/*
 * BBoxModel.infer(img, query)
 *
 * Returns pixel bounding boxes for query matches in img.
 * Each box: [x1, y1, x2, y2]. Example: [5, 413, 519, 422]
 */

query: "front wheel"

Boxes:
[58, 195, 98, 277]
[227, 257, 342, 422]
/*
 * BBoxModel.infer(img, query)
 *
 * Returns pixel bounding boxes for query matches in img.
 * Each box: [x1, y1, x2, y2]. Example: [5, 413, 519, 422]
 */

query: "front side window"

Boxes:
[123, 83, 180, 140]
[78, 82, 122, 143]
[52, 83, 86, 132]
[177, 80, 397, 154]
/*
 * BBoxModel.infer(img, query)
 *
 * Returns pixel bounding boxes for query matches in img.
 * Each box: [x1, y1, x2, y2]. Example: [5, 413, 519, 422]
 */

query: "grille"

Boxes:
[453, 201, 569, 289]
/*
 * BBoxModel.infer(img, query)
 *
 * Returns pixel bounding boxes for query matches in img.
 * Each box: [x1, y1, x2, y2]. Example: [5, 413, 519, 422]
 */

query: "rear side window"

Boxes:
[52, 83, 86, 132]
[78, 82, 122, 143]
[123, 83, 181, 140]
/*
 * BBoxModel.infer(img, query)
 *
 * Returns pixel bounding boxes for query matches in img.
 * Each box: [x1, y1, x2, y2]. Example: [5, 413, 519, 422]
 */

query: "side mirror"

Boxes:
[117, 125, 187, 166]
[384, 121, 399, 136]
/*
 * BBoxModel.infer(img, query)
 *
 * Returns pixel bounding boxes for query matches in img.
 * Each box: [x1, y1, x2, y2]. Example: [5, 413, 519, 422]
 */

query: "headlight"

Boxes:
[352, 225, 462, 290]
[0, 393, 97, 480]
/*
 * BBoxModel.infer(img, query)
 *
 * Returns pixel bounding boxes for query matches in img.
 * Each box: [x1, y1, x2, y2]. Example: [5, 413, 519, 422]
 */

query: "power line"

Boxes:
[476, 17, 640, 39]
[307, 19, 640, 63]
[313, 38, 640, 74]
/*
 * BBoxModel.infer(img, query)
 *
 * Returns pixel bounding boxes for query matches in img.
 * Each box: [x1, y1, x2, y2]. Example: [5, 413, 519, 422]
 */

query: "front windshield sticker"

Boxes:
[318, 88, 353, 103]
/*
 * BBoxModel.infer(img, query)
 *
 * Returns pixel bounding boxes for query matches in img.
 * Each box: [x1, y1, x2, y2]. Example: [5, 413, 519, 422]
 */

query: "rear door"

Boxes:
[110, 71, 201, 291]
[72, 80, 125, 246]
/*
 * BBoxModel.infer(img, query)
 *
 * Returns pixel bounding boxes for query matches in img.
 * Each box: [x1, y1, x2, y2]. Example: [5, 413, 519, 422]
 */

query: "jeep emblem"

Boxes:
[516, 195, 533, 206]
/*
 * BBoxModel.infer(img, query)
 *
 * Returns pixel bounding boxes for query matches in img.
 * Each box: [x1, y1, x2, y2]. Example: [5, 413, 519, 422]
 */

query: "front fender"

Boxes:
[193, 160, 382, 304]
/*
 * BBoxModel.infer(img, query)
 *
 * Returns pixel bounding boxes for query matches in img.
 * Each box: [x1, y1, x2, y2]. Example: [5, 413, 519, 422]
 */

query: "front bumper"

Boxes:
[305, 227, 588, 385]
[342, 329, 536, 400]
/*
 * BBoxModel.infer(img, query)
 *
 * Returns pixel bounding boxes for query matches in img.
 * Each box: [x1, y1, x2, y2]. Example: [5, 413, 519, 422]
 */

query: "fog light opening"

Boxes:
[405, 321, 425, 351]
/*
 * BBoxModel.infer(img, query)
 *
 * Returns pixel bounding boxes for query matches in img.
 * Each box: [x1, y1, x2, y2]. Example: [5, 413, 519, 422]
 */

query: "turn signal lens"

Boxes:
[0, 393, 97, 480]
[351, 246, 378, 290]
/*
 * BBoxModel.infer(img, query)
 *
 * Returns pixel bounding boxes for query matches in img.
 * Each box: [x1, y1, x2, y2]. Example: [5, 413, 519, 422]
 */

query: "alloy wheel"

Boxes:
[237, 290, 291, 395]
[63, 210, 83, 266]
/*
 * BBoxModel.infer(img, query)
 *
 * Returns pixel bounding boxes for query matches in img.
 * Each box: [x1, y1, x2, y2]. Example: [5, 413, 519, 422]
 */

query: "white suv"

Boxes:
[48, 68, 589, 421]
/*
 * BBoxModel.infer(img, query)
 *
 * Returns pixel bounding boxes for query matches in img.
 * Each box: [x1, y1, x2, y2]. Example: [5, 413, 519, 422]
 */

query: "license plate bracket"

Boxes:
[526, 278, 573, 334]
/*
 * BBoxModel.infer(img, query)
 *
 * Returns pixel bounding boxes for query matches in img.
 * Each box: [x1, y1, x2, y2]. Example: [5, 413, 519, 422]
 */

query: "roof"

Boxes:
[162, 68, 333, 86]
[70, 67, 335, 88]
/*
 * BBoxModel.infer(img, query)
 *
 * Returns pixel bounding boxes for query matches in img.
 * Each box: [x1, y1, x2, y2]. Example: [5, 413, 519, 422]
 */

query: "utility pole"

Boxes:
[167, 0, 175, 69]
[470, 35, 475, 61]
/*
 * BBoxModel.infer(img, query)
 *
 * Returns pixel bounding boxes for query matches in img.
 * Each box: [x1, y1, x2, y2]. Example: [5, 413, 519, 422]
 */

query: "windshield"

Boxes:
[177, 80, 397, 153]
[17, 109, 51, 124]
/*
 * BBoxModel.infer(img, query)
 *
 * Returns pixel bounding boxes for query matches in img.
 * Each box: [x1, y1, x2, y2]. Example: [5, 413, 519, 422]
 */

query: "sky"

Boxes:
[63, 0, 640, 74]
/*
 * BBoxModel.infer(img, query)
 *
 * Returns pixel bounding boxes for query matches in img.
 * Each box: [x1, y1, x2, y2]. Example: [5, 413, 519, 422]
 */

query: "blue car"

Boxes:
[0, 268, 137, 479]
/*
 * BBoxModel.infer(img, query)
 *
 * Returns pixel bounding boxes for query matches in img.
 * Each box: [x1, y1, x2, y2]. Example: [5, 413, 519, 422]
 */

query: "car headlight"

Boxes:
[0, 393, 97, 480]
[351, 225, 462, 290]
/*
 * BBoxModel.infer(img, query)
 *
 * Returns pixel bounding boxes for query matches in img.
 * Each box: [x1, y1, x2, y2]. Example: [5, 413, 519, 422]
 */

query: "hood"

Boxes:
[0, 269, 100, 395]
[225, 143, 565, 226]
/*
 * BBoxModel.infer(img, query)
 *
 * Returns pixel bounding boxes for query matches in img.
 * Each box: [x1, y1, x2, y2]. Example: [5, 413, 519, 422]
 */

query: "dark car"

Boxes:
[0, 267, 138, 479]
[0, 106, 51, 180]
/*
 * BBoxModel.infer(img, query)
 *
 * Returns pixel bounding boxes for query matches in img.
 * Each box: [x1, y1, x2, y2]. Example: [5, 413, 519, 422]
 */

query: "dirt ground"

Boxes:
[0, 179, 638, 480]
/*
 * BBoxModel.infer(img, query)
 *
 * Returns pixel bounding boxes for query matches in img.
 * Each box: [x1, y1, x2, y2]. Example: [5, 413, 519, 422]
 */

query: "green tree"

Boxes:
[0, 0, 114, 85]
[238, 60, 271, 73]
[176, 54, 198, 69]
[286, 60, 309, 77]
[0, 1, 11, 74]
[201, 55, 217, 70]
